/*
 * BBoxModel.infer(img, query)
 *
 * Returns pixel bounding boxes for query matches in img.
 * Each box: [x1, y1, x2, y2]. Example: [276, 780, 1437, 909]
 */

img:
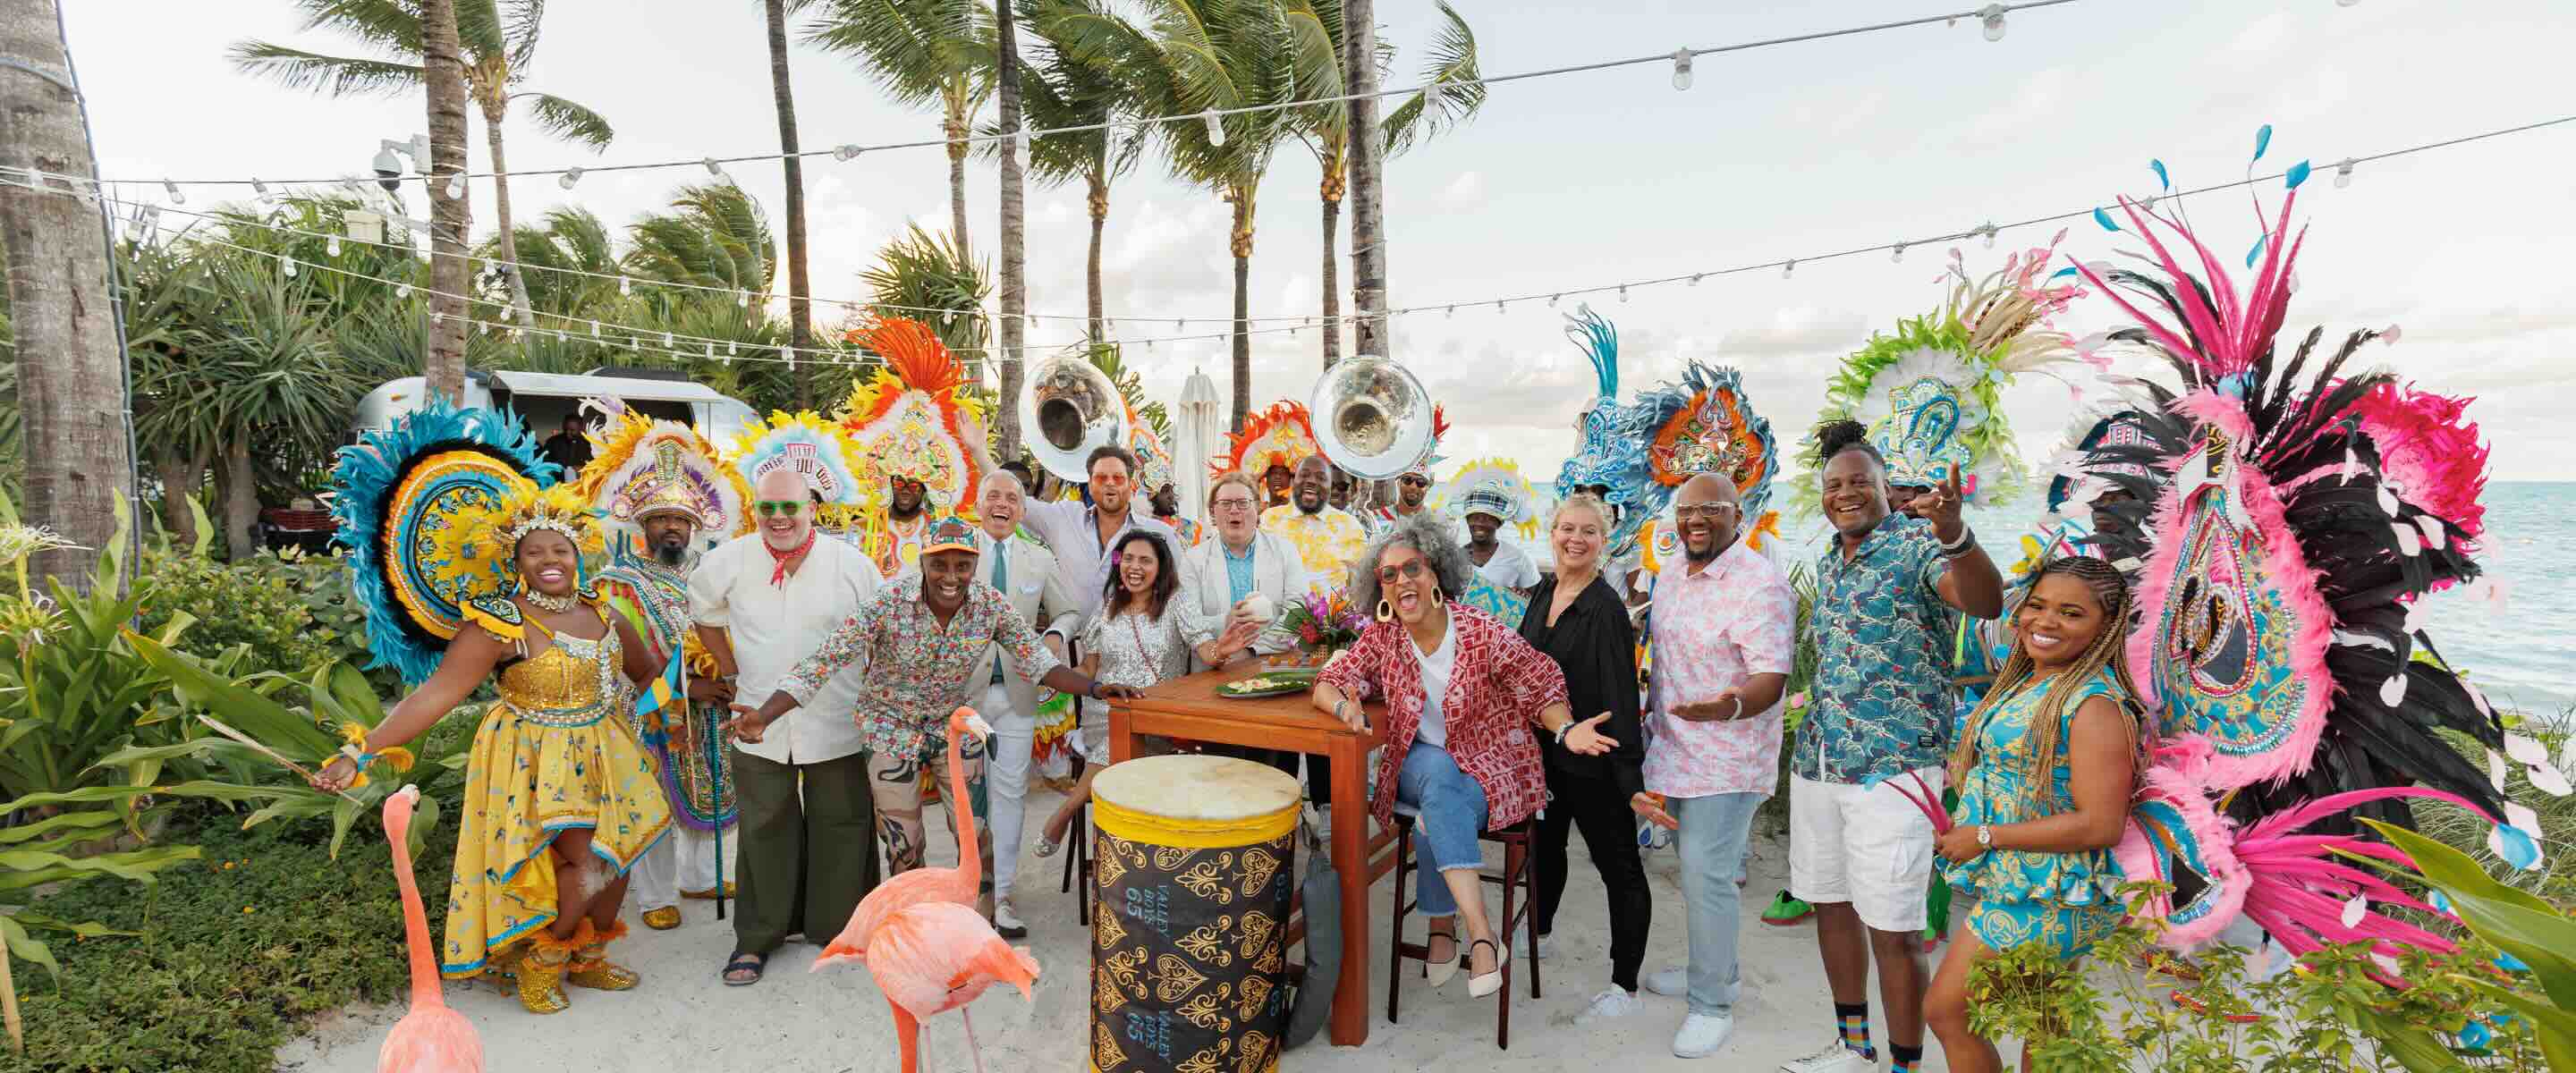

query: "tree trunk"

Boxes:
[154, 449, 204, 551]
[1228, 190, 1254, 433]
[0, 0, 134, 592]
[765, 0, 815, 409]
[945, 97, 971, 262]
[219, 438, 258, 562]
[992, 0, 1025, 460]
[420, 0, 472, 403]
[1343, 0, 1388, 358]
[1086, 173, 1108, 346]
[1318, 165, 1343, 368]
[482, 104, 534, 334]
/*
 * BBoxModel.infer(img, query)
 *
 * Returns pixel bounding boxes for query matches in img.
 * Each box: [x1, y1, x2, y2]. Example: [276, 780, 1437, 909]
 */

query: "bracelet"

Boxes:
[337, 743, 377, 769]
[1555, 722, 1574, 746]
[1939, 525, 1978, 557]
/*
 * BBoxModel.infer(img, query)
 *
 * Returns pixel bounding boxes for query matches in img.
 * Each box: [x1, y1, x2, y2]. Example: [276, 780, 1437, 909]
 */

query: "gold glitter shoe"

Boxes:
[680, 883, 735, 900]
[641, 906, 682, 930]
[565, 920, 641, 992]
[513, 931, 573, 1015]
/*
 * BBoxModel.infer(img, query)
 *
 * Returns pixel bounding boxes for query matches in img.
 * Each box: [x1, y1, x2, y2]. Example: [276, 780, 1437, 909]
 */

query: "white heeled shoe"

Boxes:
[1466, 938, 1512, 998]
[1423, 930, 1462, 987]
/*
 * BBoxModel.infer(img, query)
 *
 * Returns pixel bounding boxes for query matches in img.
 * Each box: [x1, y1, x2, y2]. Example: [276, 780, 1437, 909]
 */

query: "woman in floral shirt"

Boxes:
[1312, 514, 1614, 999]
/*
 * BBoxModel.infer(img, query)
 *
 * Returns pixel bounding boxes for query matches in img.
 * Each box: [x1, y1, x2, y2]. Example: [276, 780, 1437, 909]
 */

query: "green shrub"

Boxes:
[0, 807, 456, 1073]
[133, 548, 335, 680]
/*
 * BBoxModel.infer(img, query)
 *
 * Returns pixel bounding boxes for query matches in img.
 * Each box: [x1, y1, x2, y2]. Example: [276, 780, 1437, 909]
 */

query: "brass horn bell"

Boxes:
[1021, 354, 1131, 483]
[1309, 354, 1436, 481]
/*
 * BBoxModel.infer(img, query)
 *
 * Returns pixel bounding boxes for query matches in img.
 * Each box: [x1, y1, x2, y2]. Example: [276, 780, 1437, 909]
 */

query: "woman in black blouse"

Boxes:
[1517, 493, 1650, 1022]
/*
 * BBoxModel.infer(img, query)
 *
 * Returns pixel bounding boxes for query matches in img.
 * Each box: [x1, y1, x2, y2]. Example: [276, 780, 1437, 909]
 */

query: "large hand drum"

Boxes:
[1089, 755, 1301, 1073]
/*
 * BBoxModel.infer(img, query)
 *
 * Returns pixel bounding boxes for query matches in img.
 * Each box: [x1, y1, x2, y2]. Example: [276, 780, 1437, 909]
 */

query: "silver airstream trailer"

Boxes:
[352, 368, 759, 444]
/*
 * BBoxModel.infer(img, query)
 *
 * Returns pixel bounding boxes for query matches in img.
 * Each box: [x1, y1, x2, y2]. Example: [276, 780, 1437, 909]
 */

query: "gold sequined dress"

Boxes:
[439, 609, 674, 978]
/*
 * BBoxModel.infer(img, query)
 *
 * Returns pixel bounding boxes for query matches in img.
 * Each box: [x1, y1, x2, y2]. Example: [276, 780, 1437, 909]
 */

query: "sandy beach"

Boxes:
[273, 782, 2048, 1072]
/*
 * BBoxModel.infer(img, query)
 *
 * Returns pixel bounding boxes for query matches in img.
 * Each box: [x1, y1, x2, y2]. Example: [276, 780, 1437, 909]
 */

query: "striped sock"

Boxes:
[1891, 1042, 1924, 1072]
[1835, 1001, 1875, 1058]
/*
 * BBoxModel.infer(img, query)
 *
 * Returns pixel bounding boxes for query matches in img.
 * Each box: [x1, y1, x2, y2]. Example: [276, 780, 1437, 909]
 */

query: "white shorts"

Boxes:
[1788, 770, 1943, 934]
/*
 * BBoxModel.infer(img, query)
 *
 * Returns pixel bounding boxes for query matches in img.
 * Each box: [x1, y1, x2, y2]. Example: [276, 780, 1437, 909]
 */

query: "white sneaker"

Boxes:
[1672, 1012, 1735, 1059]
[1779, 1037, 1875, 1073]
[1518, 931, 1553, 960]
[1643, 967, 1688, 996]
[1575, 987, 1640, 1024]
[993, 899, 1027, 940]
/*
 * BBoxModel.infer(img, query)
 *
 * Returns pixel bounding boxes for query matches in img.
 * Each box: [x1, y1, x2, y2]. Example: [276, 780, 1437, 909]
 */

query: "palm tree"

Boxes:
[481, 206, 622, 317]
[1287, 0, 1481, 367]
[1005, 0, 1143, 346]
[993, 0, 1029, 458]
[808, 0, 994, 259]
[761, 0, 820, 407]
[1040, 0, 1339, 431]
[230, 0, 616, 331]
[620, 183, 778, 319]
[858, 224, 990, 368]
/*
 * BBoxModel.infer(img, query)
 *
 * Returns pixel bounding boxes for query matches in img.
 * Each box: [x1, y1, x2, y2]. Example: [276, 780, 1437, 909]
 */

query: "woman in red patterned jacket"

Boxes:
[1313, 513, 1618, 999]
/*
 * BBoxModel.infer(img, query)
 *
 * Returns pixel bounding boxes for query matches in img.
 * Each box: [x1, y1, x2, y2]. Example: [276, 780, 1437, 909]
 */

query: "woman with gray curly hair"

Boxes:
[1312, 513, 1619, 999]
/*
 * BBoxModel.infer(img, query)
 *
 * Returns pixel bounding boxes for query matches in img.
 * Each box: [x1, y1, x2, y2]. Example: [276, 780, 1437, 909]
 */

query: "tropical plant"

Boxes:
[622, 183, 778, 317]
[1286, 0, 1482, 367]
[1084, 342, 1169, 438]
[2368, 820, 2576, 1067]
[807, 0, 994, 257]
[479, 205, 622, 317]
[858, 223, 992, 367]
[229, 0, 616, 329]
[761, 0, 823, 408]
[1038, 0, 1341, 431]
[1002, 0, 1146, 347]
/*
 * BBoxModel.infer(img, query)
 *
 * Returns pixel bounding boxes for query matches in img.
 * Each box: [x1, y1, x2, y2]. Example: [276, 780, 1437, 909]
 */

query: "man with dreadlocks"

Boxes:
[1781, 419, 2003, 1073]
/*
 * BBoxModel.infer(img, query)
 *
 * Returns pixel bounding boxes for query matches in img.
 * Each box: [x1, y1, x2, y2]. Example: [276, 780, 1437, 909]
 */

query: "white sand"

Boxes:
[278, 787, 2025, 1072]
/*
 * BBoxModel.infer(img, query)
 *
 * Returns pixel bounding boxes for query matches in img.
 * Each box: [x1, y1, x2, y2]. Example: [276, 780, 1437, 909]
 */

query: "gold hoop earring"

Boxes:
[1376, 598, 1394, 622]
[1430, 588, 1445, 608]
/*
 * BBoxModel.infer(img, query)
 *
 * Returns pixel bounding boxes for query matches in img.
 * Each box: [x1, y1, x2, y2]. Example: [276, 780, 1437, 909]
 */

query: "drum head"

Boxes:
[1095, 754, 1300, 825]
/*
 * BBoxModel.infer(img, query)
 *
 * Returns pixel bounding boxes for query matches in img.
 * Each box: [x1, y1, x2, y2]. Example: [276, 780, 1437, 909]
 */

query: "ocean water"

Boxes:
[1513, 481, 2576, 717]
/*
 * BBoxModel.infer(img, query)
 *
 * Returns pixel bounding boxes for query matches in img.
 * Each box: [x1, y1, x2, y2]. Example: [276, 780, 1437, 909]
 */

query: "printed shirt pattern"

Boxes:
[1792, 513, 1958, 783]
[1259, 504, 1369, 596]
[1315, 605, 1569, 832]
[777, 573, 1063, 756]
[1644, 543, 1798, 798]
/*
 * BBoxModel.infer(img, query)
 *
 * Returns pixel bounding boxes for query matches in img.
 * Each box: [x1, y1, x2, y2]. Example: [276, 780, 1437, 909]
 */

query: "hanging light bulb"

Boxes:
[282, 257, 299, 278]
[1201, 110, 1225, 147]
[1979, 4, 2007, 42]
[1494, 300, 1505, 312]
[834, 144, 864, 162]
[618, 275, 631, 296]
[396, 283, 412, 300]
[706, 341, 716, 359]
[251, 177, 271, 199]
[559, 167, 582, 190]
[589, 319, 599, 336]
[1445, 305, 1455, 318]
[1670, 49, 1694, 91]
[1981, 224, 1999, 249]
[1783, 259, 1795, 279]
[430, 309, 445, 325]
[1618, 285, 1629, 303]
[663, 331, 675, 347]
[2334, 158, 2356, 189]
[326, 236, 343, 257]
[445, 173, 466, 199]
[737, 290, 750, 308]
[1690, 274, 1705, 286]
[1014, 125, 1033, 161]
[702, 157, 727, 181]
[162, 179, 186, 206]
[1892, 244, 1907, 263]
[727, 340, 738, 356]
[1548, 294, 1560, 307]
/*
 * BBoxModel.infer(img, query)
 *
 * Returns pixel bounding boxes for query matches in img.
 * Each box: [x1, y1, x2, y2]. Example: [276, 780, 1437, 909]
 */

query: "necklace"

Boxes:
[524, 588, 577, 613]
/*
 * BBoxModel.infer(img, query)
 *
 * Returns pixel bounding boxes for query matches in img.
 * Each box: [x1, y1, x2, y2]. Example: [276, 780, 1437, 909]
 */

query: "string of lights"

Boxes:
[89, 1, 2086, 190]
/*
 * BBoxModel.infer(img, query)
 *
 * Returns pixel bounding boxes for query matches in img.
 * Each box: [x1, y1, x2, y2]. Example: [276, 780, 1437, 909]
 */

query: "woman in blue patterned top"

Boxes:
[1924, 555, 2144, 1073]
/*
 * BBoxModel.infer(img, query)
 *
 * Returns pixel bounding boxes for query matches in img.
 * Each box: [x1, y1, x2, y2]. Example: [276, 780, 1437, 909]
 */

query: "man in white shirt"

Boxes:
[690, 469, 882, 986]
[1458, 486, 1541, 592]
[950, 470, 1083, 938]
[1016, 444, 1176, 621]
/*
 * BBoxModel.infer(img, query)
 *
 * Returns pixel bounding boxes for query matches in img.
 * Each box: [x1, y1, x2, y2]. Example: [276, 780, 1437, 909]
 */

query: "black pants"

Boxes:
[1532, 765, 1650, 993]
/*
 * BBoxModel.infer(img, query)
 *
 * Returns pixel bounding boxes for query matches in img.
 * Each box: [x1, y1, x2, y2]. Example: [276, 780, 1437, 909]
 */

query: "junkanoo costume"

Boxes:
[576, 411, 750, 925]
[1225, 401, 1367, 596]
[839, 317, 988, 579]
[333, 401, 670, 1012]
[1433, 458, 1542, 623]
[704, 408, 886, 959]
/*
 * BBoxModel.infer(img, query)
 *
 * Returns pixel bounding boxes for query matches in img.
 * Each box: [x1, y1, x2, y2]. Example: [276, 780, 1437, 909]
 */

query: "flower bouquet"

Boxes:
[1277, 587, 1370, 663]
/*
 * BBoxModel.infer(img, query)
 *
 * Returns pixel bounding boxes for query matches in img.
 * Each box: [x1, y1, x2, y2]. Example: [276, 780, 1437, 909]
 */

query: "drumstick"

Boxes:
[195, 714, 366, 805]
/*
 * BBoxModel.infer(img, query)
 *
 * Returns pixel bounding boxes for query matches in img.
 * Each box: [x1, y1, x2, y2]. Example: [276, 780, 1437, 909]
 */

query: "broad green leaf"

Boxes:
[10, 912, 137, 940]
[2366, 821, 2576, 1008]
[121, 629, 335, 755]
[327, 794, 363, 859]
[0, 914, 62, 980]
[406, 792, 442, 858]
[0, 784, 159, 813]
[86, 739, 251, 771]
[241, 794, 338, 830]
[0, 810, 125, 845]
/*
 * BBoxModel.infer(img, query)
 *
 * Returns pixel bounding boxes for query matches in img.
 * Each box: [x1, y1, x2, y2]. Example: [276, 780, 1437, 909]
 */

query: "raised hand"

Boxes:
[1918, 467, 1968, 543]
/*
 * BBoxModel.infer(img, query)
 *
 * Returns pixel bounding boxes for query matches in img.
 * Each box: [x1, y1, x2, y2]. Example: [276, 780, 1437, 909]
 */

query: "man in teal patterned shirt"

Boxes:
[1778, 421, 2002, 1073]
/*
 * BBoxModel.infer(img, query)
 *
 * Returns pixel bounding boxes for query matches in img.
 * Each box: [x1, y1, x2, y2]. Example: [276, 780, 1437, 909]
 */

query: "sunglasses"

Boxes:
[1376, 559, 1430, 585]
[1399, 476, 1429, 487]
[754, 500, 808, 518]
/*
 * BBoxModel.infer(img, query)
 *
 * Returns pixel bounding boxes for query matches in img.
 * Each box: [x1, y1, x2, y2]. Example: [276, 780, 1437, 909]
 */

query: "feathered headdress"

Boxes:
[1804, 236, 2086, 511]
[1128, 409, 1175, 494]
[1216, 401, 1320, 479]
[1435, 458, 1541, 540]
[2066, 146, 2544, 960]
[575, 407, 752, 544]
[1555, 305, 1782, 560]
[837, 317, 987, 515]
[730, 410, 871, 509]
[332, 400, 561, 685]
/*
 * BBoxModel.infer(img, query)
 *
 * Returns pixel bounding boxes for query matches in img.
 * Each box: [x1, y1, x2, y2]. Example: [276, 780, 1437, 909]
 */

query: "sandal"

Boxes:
[1466, 938, 1513, 999]
[723, 950, 767, 987]
[1423, 927, 1461, 987]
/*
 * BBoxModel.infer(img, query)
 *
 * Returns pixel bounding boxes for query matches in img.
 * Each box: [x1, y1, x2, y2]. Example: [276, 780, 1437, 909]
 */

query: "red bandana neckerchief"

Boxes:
[767, 528, 818, 587]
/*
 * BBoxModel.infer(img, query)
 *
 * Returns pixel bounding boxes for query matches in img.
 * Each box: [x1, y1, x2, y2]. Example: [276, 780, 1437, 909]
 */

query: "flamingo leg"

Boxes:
[961, 1006, 987, 1073]
[889, 998, 921, 1073]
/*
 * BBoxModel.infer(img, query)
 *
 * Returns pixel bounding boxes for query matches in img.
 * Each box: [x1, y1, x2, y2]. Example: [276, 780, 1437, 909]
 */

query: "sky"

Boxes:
[58, 0, 2576, 481]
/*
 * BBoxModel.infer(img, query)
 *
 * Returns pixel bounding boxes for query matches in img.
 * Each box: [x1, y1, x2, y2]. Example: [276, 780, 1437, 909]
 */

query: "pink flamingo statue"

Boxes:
[817, 900, 1038, 1073]
[378, 785, 482, 1072]
[824, 706, 994, 957]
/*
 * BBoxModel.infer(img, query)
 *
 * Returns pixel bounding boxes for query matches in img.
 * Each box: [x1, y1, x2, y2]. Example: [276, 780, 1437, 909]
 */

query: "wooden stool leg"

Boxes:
[1522, 838, 1542, 1001]
[1385, 823, 1409, 1025]
[1497, 836, 1519, 1051]
[1075, 802, 1092, 926]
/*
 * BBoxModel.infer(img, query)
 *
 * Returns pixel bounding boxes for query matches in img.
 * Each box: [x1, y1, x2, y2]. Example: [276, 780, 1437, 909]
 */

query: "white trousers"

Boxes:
[981, 681, 1038, 902]
[631, 822, 733, 911]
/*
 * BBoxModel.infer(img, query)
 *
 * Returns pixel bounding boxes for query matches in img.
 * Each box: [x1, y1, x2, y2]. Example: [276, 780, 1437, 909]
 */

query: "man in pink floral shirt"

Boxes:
[1638, 474, 1795, 1060]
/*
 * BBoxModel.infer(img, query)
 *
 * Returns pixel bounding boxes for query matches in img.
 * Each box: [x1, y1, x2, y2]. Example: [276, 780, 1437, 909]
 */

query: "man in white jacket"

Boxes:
[1178, 471, 1310, 670]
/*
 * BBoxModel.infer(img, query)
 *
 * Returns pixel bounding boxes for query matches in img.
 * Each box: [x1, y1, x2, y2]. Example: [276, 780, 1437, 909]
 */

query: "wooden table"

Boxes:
[1107, 665, 1385, 1047]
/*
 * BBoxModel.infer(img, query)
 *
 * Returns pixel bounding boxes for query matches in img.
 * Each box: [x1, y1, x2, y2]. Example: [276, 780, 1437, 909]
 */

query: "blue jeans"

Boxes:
[1674, 790, 1764, 1016]
[1396, 744, 1489, 917]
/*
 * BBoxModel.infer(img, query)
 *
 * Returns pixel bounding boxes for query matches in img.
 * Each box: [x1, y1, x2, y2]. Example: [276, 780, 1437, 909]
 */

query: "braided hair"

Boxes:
[1946, 555, 2146, 798]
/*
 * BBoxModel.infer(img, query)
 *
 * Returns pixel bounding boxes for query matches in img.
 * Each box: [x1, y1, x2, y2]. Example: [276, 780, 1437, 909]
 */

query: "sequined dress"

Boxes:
[1940, 669, 2131, 958]
[1072, 606, 1188, 764]
[439, 612, 674, 978]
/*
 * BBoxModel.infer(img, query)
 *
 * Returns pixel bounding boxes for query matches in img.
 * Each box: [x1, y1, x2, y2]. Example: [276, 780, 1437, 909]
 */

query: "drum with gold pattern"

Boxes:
[1089, 754, 1300, 1073]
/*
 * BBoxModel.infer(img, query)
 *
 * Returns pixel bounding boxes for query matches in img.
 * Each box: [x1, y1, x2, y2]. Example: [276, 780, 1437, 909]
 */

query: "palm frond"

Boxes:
[498, 0, 547, 70]
[806, 0, 994, 111]
[286, 0, 425, 58]
[451, 0, 511, 63]
[858, 224, 989, 359]
[226, 42, 425, 98]
[1383, 1, 1483, 157]
[520, 91, 614, 150]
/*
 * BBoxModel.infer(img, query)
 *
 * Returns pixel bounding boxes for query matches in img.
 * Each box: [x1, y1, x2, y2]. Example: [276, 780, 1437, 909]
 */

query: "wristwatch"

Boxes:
[1976, 824, 1994, 850]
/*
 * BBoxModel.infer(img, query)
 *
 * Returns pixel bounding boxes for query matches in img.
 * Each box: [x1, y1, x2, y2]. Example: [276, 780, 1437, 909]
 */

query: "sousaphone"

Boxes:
[1021, 353, 1131, 483]
[1309, 352, 1436, 481]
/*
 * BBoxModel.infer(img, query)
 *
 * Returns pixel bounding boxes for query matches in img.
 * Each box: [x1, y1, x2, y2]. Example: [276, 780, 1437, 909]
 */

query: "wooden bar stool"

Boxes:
[1385, 805, 1541, 1049]
[1055, 755, 1094, 925]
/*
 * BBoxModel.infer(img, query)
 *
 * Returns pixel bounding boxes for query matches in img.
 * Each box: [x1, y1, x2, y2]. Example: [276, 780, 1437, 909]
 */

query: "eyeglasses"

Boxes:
[1376, 560, 1430, 585]
[753, 500, 808, 518]
[1399, 476, 1429, 487]
[1211, 496, 1258, 511]
[1674, 502, 1739, 520]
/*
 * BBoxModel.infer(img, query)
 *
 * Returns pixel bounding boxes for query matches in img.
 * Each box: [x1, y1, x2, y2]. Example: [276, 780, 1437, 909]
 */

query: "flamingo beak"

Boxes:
[962, 711, 994, 743]
[397, 783, 421, 804]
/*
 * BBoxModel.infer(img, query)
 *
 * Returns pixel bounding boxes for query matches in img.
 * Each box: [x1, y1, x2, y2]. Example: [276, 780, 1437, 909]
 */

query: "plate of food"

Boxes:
[1216, 669, 1318, 699]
